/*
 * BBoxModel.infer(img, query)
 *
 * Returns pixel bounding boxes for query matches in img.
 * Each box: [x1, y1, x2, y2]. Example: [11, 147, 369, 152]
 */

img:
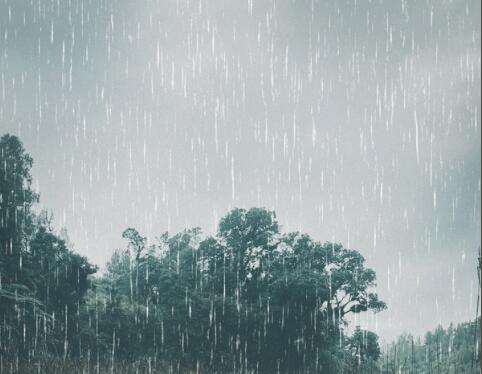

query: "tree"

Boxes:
[26, 225, 96, 356]
[348, 327, 381, 362]
[0, 134, 39, 349]
[200, 208, 386, 372]
[0, 134, 38, 280]
[93, 207, 386, 372]
[382, 320, 480, 374]
[0, 134, 96, 359]
[122, 227, 147, 303]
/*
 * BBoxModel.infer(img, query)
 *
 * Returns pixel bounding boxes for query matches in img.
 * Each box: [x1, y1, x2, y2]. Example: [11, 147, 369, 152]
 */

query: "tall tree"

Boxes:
[0, 134, 40, 348]
[201, 208, 386, 372]
[0, 134, 96, 358]
[0, 134, 38, 285]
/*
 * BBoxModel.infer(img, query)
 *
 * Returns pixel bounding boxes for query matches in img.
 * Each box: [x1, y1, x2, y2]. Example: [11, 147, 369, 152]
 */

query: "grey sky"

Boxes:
[0, 0, 480, 342]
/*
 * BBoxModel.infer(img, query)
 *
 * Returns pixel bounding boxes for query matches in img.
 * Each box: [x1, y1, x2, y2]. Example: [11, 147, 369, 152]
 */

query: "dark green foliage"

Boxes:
[348, 327, 381, 362]
[0, 134, 96, 359]
[8, 133, 479, 374]
[84, 207, 386, 373]
[0, 134, 387, 372]
[0, 134, 39, 331]
[28, 226, 95, 312]
[340, 327, 381, 373]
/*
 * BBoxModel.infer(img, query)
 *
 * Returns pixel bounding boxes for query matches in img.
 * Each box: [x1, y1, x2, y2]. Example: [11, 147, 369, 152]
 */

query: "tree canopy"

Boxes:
[92, 207, 386, 372]
[0, 134, 392, 373]
[0, 134, 96, 360]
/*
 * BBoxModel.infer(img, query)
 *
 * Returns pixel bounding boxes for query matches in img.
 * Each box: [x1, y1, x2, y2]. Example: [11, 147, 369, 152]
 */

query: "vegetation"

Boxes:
[0, 134, 96, 367]
[0, 133, 479, 373]
[381, 319, 480, 374]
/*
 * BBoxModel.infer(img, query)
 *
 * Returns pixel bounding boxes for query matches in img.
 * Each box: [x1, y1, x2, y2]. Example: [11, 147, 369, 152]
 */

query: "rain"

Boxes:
[0, 0, 480, 373]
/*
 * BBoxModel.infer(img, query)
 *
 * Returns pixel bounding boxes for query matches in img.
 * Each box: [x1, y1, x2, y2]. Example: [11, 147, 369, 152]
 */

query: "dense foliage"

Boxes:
[88, 208, 386, 373]
[0, 134, 478, 374]
[0, 134, 96, 362]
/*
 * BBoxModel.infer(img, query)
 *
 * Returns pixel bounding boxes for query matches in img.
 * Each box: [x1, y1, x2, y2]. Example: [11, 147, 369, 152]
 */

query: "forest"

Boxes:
[0, 133, 479, 374]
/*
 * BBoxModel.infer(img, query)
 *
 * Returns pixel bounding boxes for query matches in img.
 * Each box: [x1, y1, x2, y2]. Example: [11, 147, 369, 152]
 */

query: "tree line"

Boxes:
[381, 319, 480, 374]
[0, 133, 478, 373]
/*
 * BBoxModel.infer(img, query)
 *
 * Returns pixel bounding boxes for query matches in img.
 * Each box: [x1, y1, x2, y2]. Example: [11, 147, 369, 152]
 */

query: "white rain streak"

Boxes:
[0, 0, 479, 361]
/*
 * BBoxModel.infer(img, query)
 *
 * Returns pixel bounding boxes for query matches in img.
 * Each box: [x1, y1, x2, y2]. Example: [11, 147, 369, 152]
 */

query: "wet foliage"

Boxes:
[0, 134, 390, 373]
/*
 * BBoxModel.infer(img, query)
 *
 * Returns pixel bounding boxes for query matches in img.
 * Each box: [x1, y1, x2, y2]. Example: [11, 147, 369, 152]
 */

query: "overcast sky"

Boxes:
[0, 0, 480, 342]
